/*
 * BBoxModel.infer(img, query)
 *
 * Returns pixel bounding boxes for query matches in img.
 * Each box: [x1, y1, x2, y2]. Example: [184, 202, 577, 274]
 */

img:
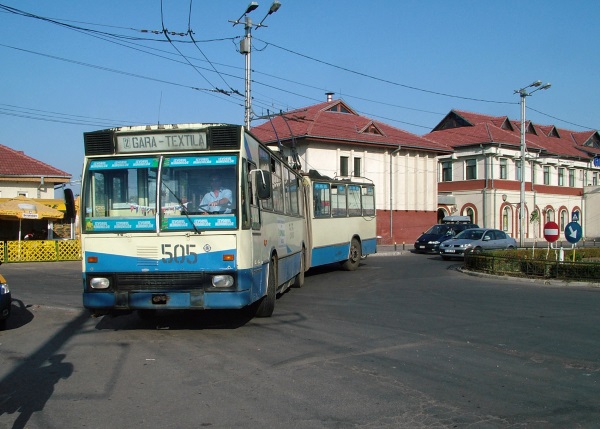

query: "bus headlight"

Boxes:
[212, 275, 234, 288]
[90, 277, 110, 289]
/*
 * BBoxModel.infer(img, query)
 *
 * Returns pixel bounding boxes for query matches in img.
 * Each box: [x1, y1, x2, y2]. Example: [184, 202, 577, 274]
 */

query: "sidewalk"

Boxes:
[373, 244, 413, 256]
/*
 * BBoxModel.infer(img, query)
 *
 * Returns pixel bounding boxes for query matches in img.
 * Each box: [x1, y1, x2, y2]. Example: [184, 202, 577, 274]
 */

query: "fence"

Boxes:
[464, 254, 600, 282]
[0, 240, 81, 263]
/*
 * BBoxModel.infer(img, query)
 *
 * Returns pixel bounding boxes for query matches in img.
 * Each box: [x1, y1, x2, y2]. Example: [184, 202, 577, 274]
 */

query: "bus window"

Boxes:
[272, 159, 284, 213]
[83, 158, 158, 232]
[313, 182, 330, 218]
[331, 184, 347, 217]
[258, 147, 273, 210]
[347, 185, 361, 216]
[362, 185, 375, 216]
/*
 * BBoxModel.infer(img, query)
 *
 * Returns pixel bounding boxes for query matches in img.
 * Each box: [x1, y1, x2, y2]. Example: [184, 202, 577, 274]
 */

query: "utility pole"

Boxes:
[230, 2, 281, 130]
[514, 80, 551, 247]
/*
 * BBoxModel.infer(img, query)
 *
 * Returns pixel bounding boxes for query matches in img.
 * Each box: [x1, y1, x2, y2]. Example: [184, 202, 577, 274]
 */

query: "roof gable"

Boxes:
[359, 121, 385, 136]
[324, 100, 356, 115]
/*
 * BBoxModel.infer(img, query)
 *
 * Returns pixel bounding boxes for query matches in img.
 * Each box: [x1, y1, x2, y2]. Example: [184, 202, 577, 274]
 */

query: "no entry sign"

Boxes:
[544, 221, 560, 243]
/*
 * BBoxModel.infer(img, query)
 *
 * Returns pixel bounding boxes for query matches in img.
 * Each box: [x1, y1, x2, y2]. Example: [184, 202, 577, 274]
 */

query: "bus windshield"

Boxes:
[82, 155, 238, 233]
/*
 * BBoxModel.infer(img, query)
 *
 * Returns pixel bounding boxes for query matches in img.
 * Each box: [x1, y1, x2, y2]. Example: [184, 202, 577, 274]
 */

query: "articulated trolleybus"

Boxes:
[81, 123, 376, 319]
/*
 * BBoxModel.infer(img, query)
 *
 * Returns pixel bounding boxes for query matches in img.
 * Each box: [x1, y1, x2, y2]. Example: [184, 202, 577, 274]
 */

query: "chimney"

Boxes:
[326, 92, 334, 102]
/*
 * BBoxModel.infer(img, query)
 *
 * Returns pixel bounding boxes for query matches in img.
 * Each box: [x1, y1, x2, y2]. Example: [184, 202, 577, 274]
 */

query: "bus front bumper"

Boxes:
[83, 289, 253, 311]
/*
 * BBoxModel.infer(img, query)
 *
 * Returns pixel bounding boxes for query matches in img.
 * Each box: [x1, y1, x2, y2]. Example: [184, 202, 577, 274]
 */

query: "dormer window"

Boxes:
[326, 103, 351, 114]
[500, 118, 514, 131]
[548, 127, 560, 138]
[359, 122, 384, 136]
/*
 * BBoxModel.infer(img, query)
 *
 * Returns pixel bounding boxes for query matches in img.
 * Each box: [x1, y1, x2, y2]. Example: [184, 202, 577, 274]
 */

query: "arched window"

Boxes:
[466, 207, 474, 223]
[546, 209, 555, 223]
[560, 209, 568, 231]
[503, 207, 509, 231]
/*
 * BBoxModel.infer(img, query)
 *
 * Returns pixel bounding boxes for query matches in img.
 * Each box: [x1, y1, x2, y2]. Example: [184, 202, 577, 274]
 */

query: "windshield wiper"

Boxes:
[161, 182, 201, 235]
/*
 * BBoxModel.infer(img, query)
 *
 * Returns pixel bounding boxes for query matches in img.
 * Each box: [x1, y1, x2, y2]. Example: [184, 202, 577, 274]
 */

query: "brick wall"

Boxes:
[376, 210, 437, 245]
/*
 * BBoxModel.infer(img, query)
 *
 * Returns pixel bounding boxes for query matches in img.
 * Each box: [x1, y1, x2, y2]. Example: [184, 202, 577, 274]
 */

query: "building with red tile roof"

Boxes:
[251, 97, 453, 243]
[425, 110, 600, 241]
[0, 144, 72, 240]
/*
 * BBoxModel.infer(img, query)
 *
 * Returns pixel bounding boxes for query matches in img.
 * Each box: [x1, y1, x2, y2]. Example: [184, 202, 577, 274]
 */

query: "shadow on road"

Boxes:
[2, 299, 34, 331]
[0, 310, 88, 429]
[93, 308, 255, 330]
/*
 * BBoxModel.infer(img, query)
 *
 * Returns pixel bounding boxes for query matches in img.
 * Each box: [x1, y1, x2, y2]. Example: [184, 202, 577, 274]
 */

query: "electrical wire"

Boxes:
[160, 0, 222, 93]
[0, 43, 242, 108]
[2, 3, 594, 133]
[186, 0, 241, 97]
[254, 37, 516, 105]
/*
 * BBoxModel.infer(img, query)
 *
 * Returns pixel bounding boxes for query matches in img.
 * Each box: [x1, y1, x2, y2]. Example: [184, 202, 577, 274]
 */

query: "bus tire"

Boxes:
[256, 258, 277, 317]
[292, 247, 305, 288]
[341, 238, 361, 271]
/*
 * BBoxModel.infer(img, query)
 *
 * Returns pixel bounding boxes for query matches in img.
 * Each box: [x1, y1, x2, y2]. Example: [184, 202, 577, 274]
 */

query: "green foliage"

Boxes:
[465, 248, 600, 282]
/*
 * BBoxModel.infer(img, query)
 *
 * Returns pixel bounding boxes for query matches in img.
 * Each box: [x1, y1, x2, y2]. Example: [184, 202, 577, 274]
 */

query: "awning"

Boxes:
[0, 198, 66, 212]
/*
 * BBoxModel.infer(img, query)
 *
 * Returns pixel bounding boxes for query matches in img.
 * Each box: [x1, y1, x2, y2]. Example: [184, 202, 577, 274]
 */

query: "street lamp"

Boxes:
[514, 80, 551, 247]
[230, 1, 281, 130]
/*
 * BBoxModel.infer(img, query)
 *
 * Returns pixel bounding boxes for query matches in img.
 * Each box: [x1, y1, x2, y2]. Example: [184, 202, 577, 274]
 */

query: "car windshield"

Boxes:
[455, 229, 484, 240]
[425, 225, 452, 235]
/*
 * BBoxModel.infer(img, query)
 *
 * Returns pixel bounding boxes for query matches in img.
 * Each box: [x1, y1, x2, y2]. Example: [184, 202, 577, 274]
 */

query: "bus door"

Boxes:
[247, 164, 268, 297]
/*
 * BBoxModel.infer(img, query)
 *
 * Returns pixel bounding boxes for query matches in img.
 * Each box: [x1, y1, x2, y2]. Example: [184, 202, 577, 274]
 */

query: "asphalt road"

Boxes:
[1, 253, 599, 428]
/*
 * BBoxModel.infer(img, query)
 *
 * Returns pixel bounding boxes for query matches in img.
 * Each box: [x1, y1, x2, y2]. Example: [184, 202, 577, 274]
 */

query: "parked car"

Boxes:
[439, 228, 517, 259]
[0, 269, 10, 330]
[414, 223, 478, 254]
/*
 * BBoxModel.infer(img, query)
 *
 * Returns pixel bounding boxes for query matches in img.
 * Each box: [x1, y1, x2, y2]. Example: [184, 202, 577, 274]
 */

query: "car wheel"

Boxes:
[473, 247, 483, 254]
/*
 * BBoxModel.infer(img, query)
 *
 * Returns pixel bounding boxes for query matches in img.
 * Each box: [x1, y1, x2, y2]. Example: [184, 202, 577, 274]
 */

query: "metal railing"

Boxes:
[0, 240, 81, 263]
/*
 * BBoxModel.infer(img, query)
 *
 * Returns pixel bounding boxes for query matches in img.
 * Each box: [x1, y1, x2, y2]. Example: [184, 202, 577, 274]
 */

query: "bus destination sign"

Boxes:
[116, 132, 207, 153]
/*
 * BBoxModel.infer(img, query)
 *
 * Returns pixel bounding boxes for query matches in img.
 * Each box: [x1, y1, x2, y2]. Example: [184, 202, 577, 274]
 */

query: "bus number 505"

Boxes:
[161, 244, 198, 264]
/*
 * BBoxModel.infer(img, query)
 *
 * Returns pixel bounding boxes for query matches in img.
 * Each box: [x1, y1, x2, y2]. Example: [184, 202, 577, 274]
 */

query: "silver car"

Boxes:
[439, 228, 517, 259]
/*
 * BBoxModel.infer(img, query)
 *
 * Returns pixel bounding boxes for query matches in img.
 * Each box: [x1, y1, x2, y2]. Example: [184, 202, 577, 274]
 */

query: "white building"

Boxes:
[251, 98, 452, 244]
[425, 110, 600, 242]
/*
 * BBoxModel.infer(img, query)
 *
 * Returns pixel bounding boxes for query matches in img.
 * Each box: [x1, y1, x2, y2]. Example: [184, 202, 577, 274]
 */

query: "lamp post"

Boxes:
[514, 80, 551, 247]
[230, 1, 281, 130]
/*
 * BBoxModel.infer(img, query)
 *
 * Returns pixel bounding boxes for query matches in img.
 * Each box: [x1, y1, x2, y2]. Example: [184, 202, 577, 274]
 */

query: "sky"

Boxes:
[1, 1, 599, 187]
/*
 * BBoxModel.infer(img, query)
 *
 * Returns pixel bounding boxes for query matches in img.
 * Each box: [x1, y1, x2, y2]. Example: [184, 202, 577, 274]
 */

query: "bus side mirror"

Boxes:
[64, 188, 76, 223]
[254, 170, 272, 200]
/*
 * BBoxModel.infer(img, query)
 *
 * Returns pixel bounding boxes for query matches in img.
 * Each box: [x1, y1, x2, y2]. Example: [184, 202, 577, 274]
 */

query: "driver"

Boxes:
[200, 176, 232, 214]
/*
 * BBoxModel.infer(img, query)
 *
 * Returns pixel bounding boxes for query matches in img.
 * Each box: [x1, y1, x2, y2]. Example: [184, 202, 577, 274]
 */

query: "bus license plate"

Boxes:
[152, 294, 168, 305]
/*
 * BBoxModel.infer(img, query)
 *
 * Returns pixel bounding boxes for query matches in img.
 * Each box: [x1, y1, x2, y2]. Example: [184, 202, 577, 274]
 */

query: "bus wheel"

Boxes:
[341, 238, 361, 271]
[292, 247, 305, 288]
[256, 258, 277, 317]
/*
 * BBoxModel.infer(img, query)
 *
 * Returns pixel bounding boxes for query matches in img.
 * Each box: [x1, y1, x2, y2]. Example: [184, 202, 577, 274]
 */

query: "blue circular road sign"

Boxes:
[565, 222, 582, 244]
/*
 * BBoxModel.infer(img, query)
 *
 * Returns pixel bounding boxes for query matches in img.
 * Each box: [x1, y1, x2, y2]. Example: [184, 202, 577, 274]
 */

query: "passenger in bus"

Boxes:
[200, 176, 233, 214]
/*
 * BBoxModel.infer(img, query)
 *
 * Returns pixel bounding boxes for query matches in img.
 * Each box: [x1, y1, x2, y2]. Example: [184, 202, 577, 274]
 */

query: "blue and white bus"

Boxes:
[81, 124, 305, 318]
[80, 123, 377, 319]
